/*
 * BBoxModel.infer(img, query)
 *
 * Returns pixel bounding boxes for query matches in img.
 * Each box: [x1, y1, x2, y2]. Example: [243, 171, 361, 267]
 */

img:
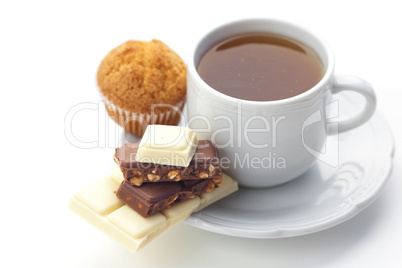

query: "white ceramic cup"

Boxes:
[187, 18, 376, 188]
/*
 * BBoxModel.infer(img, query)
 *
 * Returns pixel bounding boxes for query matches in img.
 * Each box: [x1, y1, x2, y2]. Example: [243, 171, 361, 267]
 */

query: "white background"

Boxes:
[1, 0, 401, 267]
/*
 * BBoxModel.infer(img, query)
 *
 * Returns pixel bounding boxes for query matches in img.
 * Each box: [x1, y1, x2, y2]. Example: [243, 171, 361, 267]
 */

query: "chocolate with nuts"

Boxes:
[116, 177, 222, 217]
[115, 140, 222, 186]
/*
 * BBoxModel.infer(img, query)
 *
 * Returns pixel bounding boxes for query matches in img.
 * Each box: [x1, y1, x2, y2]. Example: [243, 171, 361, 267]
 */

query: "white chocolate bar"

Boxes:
[69, 169, 238, 252]
[135, 125, 198, 167]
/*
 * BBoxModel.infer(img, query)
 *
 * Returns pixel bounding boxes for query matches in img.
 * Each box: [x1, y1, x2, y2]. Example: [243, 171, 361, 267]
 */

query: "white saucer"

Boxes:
[120, 94, 394, 239]
[184, 95, 394, 238]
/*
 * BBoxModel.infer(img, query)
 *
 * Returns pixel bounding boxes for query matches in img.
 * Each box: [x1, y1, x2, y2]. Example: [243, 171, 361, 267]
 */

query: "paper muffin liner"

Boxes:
[100, 93, 185, 137]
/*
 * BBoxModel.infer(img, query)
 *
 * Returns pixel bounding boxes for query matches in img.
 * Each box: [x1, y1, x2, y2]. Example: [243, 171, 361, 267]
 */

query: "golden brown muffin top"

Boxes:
[97, 40, 186, 113]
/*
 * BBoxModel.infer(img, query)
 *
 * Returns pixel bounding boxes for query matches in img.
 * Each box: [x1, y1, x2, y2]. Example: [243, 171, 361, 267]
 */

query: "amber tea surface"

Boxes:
[197, 33, 324, 101]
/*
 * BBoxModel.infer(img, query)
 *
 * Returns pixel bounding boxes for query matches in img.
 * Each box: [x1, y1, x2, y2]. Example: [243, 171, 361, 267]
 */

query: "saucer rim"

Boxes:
[184, 111, 394, 239]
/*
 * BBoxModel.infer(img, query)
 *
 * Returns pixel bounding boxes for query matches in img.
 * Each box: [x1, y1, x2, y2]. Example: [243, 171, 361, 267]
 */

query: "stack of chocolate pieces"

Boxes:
[113, 125, 223, 217]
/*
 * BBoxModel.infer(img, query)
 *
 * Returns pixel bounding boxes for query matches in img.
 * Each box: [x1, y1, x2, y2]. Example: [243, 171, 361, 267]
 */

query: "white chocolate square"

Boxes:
[161, 197, 200, 228]
[196, 173, 239, 212]
[74, 177, 124, 215]
[108, 205, 166, 239]
[161, 197, 200, 219]
[136, 125, 198, 167]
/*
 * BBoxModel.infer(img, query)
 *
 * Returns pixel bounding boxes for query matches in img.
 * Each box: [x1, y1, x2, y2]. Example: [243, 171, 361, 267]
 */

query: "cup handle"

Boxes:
[329, 75, 376, 134]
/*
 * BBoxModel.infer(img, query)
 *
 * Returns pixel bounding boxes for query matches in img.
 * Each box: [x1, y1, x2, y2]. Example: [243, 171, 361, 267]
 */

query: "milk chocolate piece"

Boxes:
[115, 140, 222, 186]
[116, 178, 221, 217]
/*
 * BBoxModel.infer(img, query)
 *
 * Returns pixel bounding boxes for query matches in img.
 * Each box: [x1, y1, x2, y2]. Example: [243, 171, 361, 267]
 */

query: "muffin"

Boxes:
[97, 40, 186, 137]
